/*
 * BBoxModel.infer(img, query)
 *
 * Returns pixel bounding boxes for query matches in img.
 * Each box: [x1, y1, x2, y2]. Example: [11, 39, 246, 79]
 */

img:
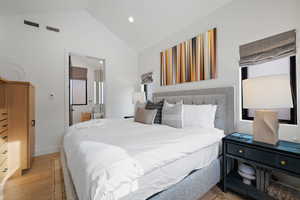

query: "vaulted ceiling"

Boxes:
[0, 0, 233, 51]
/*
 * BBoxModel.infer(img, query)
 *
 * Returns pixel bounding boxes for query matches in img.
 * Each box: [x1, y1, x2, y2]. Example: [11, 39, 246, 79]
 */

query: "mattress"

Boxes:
[122, 142, 220, 200]
[63, 119, 224, 200]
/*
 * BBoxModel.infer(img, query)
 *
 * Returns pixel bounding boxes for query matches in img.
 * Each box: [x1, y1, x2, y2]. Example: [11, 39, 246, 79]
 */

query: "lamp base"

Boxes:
[253, 110, 279, 145]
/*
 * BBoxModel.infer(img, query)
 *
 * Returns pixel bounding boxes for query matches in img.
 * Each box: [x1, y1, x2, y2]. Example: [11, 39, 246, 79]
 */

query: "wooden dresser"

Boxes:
[0, 78, 35, 181]
[6, 81, 35, 176]
[0, 79, 8, 183]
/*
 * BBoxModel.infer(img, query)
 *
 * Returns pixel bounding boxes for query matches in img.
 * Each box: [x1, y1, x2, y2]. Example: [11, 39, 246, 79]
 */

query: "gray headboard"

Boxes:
[153, 87, 235, 134]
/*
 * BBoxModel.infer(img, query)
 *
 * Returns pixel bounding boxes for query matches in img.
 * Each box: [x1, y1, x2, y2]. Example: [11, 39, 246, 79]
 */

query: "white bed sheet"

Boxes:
[121, 141, 220, 200]
[63, 119, 224, 200]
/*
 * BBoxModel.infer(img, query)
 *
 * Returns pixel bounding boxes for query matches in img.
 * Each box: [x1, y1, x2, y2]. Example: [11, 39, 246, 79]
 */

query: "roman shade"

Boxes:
[70, 67, 87, 80]
[141, 72, 153, 84]
[239, 30, 296, 67]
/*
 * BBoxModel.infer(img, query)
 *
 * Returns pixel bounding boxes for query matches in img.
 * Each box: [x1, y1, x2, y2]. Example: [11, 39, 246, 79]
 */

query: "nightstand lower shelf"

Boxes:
[226, 172, 273, 200]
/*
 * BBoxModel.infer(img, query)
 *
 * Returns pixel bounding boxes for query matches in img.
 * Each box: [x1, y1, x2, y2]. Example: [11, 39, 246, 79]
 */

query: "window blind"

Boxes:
[239, 30, 296, 67]
[70, 67, 87, 80]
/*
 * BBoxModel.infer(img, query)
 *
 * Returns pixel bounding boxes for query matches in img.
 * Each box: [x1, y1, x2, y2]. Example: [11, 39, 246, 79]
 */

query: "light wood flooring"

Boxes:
[3, 153, 244, 200]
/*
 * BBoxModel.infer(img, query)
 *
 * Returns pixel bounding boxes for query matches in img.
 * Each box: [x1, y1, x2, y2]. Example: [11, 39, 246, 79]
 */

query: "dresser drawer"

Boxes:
[0, 109, 8, 121]
[0, 131, 7, 146]
[277, 155, 300, 174]
[0, 151, 6, 167]
[0, 143, 7, 158]
[0, 159, 8, 179]
[0, 119, 8, 133]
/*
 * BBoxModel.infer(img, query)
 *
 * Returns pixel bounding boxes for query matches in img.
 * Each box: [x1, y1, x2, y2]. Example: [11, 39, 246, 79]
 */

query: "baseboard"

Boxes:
[35, 145, 61, 156]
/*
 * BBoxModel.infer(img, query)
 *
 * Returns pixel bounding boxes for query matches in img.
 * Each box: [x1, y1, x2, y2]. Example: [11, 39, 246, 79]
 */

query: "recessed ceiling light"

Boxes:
[128, 16, 134, 23]
[99, 60, 104, 64]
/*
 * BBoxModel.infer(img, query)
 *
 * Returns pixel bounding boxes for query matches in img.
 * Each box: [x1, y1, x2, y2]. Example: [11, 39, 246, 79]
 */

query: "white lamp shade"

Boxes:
[132, 92, 146, 104]
[243, 74, 293, 109]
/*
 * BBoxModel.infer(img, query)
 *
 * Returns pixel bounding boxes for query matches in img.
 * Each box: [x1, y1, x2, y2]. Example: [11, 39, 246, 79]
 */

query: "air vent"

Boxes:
[24, 20, 39, 28]
[46, 26, 60, 33]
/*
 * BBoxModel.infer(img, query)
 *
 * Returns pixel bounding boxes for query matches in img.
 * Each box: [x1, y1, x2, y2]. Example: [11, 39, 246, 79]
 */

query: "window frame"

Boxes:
[141, 84, 148, 101]
[70, 79, 88, 106]
[241, 56, 297, 125]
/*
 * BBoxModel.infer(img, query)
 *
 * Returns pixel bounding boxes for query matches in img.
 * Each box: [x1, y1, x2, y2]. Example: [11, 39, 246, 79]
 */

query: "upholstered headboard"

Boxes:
[153, 87, 235, 134]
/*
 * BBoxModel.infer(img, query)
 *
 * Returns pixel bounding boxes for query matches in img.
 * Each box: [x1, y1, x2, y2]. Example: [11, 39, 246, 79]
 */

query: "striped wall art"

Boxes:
[160, 28, 217, 86]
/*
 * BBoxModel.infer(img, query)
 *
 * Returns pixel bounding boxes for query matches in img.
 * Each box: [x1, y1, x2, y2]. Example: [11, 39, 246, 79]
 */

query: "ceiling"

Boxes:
[0, 0, 233, 51]
[88, 0, 233, 51]
[0, 0, 87, 15]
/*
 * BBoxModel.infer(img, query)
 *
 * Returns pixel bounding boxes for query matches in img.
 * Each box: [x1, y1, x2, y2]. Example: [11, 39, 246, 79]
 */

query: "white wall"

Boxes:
[0, 10, 138, 155]
[138, 0, 300, 142]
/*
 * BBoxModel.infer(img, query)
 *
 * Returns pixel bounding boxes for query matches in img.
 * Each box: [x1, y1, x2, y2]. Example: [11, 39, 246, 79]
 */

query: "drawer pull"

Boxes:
[238, 149, 244, 153]
[2, 136, 7, 140]
[2, 125, 7, 128]
[1, 113, 7, 116]
[2, 168, 7, 173]
[2, 150, 7, 155]
[280, 160, 287, 166]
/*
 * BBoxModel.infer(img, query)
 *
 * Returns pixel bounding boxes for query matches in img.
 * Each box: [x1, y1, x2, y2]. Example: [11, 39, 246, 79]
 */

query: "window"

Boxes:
[241, 56, 297, 124]
[70, 79, 87, 105]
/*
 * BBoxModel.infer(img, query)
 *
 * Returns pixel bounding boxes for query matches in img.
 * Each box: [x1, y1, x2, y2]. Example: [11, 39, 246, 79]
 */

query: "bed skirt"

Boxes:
[61, 148, 220, 200]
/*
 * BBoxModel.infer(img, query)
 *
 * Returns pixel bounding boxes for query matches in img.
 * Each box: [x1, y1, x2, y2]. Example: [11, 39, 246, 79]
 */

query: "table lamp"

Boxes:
[132, 92, 146, 105]
[243, 74, 293, 145]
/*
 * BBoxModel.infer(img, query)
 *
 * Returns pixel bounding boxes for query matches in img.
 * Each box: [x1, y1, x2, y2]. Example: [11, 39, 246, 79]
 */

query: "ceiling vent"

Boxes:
[46, 26, 60, 33]
[24, 20, 39, 28]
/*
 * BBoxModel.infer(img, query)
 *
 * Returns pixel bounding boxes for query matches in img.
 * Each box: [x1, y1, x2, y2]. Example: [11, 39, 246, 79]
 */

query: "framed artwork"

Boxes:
[160, 28, 217, 86]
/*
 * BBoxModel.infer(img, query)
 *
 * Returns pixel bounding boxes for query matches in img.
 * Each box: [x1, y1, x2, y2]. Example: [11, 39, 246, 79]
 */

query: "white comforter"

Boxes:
[64, 119, 224, 200]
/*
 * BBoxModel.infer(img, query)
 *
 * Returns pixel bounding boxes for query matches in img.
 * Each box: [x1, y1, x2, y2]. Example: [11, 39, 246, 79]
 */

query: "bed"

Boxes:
[61, 87, 235, 200]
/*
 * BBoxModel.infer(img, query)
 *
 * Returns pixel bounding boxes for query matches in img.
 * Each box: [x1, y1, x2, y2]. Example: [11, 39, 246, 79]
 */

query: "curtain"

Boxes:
[239, 30, 296, 67]
[94, 69, 104, 82]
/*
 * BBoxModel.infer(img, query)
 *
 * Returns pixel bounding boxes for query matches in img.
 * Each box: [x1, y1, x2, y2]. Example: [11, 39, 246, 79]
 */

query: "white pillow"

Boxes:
[162, 100, 183, 128]
[183, 104, 217, 128]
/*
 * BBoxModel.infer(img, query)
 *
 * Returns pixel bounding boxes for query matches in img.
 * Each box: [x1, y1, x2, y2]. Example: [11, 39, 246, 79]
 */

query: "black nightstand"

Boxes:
[222, 132, 300, 200]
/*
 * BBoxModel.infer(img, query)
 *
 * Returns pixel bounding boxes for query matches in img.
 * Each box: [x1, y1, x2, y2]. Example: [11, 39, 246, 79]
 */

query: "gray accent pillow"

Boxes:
[145, 100, 164, 124]
[162, 101, 183, 128]
[134, 108, 157, 125]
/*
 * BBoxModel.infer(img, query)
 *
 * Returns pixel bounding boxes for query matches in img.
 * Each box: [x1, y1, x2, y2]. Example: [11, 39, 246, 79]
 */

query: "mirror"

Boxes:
[69, 54, 105, 125]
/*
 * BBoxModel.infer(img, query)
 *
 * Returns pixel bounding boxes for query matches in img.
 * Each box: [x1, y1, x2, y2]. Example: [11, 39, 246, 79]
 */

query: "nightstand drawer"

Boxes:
[227, 143, 277, 167]
[227, 143, 246, 157]
[245, 148, 277, 167]
[277, 155, 300, 174]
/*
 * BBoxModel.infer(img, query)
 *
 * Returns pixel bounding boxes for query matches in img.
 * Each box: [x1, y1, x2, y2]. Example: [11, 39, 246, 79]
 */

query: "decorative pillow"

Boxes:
[162, 101, 183, 128]
[145, 100, 164, 124]
[183, 104, 217, 128]
[134, 108, 157, 125]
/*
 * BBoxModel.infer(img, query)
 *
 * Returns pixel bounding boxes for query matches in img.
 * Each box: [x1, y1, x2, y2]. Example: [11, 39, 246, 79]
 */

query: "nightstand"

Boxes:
[222, 132, 300, 199]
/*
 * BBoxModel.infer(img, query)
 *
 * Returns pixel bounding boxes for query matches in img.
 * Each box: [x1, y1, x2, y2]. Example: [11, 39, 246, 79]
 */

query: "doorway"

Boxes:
[69, 54, 105, 125]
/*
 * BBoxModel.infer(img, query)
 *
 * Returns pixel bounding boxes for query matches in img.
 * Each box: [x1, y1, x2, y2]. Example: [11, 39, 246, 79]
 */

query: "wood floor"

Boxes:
[3, 153, 244, 200]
